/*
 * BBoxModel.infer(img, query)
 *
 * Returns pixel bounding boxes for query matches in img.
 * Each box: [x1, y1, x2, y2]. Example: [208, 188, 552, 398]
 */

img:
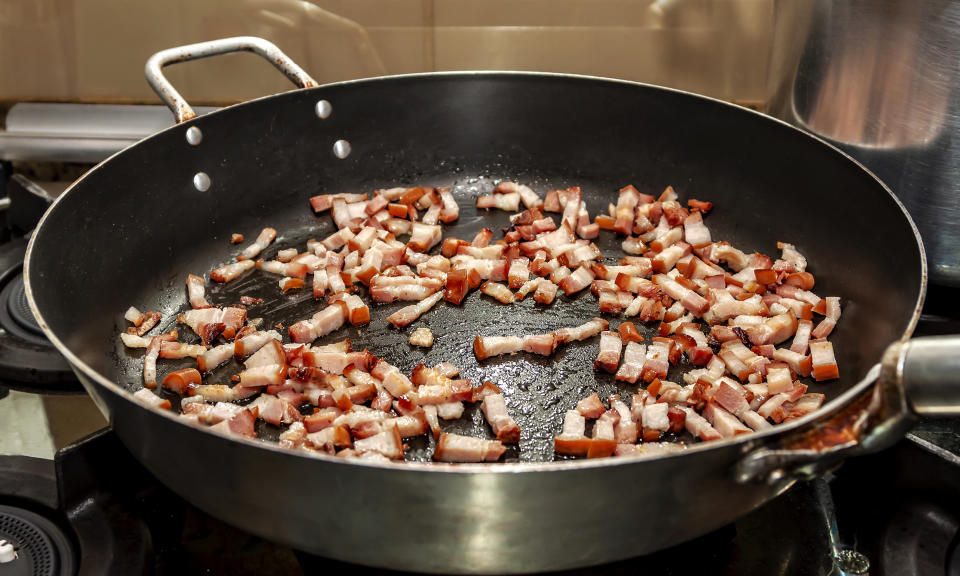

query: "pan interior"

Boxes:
[26, 73, 924, 462]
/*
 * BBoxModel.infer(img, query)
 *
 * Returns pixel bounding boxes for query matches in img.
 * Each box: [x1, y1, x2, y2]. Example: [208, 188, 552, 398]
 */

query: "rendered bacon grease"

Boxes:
[124, 182, 840, 463]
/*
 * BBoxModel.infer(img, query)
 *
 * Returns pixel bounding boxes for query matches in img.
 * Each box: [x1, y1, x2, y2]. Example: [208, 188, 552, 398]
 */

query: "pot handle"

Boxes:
[145, 36, 318, 124]
[735, 335, 960, 485]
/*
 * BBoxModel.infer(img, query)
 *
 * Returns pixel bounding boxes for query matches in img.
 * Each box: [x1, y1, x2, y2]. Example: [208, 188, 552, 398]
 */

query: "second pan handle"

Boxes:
[884, 335, 960, 415]
[145, 36, 318, 124]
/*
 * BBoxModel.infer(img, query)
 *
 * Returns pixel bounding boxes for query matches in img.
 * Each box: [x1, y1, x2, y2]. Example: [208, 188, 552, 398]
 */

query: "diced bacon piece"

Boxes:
[434, 433, 506, 462]
[653, 274, 709, 316]
[515, 277, 544, 300]
[521, 333, 557, 356]
[679, 407, 722, 441]
[496, 181, 542, 209]
[249, 394, 302, 426]
[178, 307, 244, 343]
[423, 405, 442, 437]
[158, 341, 206, 359]
[683, 210, 711, 246]
[643, 402, 670, 431]
[576, 392, 605, 419]
[649, 227, 683, 253]
[782, 393, 825, 421]
[120, 332, 151, 348]
[371, 362, 415, 397]
[480, 281, 515, 304]
[473, 336, 523, 360]
[613, 185, 641, 235]
[481, 393, 520, 442]
[790, 319, 814, 355]
[617, 321, 645, 343]
[208, 407, 257, 438]
[407, 223, 442, 253]
[809, 340, 839, 381]
[508, 258, 530, 289]
[641, 339, 671, 383]
[278, 277, 304, 292]
[409, 326, 434, 347]
[312, 269, 328, 298]
[714, 378, 751, 416]
[142, 334, 171, 389]
[615, 342, 646, 383]
[607, 396, 637, 444]
[278, 421, 308, 450]
[239, 361, 286, 388]
[703, 291, 768, 325]
[134, 388, 171, 410]
[287, 301, 347, 343]
[554, 410, 592, 457]
[558, 265, 594, 295]
[622, 236, 647, 255]
[185, 274, 211, 309]
[353, 423, 404, 460]
[190, 383, 260, 402]
[309, 193, 368, 213]
[321, 228, 355, 251]
[594, 331, 623, 373]
[197, 342, 235, 373]
[772, 347, 812, 378]
[703, 402, 751, 437]
[745, 312, 798, 346]
[211, 259, 256, 282]
[593, 410, 619, 446]
[765, 364, 794, 394]
[237, 227, 277, 261]
[328, 293, 370, 326]
[533, 280, 558, 305]
[163, 368, 203, 396]
[651, 242, 692, 273]
[230, 233, 244, 244]
[553, 317, 609, 345]
[477, 191, 520, 211]
[435, 401, 465, 420]
[440, 267, 475, 305]
[812, 297, 841, 339]
[303, 407, 343, 432]
[305, 425, 353, 453]
[776, 242, 807, 273]
[386, 291, 444, 328]
[276, 248, 298, 262]
[369, 276, 442, 303]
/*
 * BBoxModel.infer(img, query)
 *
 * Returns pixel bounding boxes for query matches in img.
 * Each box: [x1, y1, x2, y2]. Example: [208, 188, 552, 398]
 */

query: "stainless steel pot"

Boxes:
[767, 0, 960, 287]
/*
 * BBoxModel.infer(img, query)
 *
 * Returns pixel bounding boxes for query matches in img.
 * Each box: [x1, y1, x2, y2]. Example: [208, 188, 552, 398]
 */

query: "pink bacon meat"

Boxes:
[237, 227, 277, 261]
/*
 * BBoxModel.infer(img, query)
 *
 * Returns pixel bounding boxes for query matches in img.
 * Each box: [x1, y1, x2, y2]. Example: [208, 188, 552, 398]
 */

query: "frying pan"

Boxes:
[22, 38, 960, 573]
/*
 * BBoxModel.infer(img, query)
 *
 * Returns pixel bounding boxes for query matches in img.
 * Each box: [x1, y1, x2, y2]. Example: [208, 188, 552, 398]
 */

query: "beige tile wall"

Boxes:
[0, 0, 773, 106]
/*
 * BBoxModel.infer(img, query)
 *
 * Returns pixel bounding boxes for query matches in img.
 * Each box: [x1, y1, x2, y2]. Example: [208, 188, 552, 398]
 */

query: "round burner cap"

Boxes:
[0, 505, 74, 576]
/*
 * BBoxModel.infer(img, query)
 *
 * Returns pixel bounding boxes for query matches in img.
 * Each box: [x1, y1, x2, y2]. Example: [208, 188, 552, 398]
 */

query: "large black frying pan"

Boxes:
[23, 38, 960, 574]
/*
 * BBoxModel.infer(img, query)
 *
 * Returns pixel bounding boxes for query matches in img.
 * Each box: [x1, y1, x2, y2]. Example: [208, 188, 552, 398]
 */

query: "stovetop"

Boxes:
[0, 166, 958, 575]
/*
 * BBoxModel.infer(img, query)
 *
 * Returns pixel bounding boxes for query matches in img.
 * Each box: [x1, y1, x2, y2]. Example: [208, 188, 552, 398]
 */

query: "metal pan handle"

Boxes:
[736, 335, 960, 485]
[145, 36, 318, 124]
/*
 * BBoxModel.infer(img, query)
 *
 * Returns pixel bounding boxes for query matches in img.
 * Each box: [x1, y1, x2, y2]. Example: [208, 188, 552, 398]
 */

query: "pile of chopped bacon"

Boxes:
[126, 179, 841, 463]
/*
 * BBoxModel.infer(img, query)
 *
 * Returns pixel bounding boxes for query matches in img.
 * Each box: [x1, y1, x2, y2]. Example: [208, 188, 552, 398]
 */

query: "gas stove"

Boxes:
[0, 107, 959, 575]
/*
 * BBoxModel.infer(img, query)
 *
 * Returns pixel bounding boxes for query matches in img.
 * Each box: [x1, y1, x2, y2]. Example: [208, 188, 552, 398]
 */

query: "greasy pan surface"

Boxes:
[25, 73, 924, 571]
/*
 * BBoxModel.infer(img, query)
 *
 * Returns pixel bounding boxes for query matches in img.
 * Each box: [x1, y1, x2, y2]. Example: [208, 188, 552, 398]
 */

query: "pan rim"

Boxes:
[24, 70, 927, 474]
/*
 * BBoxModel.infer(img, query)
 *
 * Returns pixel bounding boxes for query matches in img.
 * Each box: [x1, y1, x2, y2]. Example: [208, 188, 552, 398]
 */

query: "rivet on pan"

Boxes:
[315, 99, 332, 119]
[185, 126, 203, 146]
[193, 172, 211, 192]
[333, 140, 351, 159]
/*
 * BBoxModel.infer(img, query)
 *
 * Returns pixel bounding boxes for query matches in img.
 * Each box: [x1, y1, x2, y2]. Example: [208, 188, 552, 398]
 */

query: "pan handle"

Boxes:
[145, 36, 318, 123]
[736, 335, 960, 485]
